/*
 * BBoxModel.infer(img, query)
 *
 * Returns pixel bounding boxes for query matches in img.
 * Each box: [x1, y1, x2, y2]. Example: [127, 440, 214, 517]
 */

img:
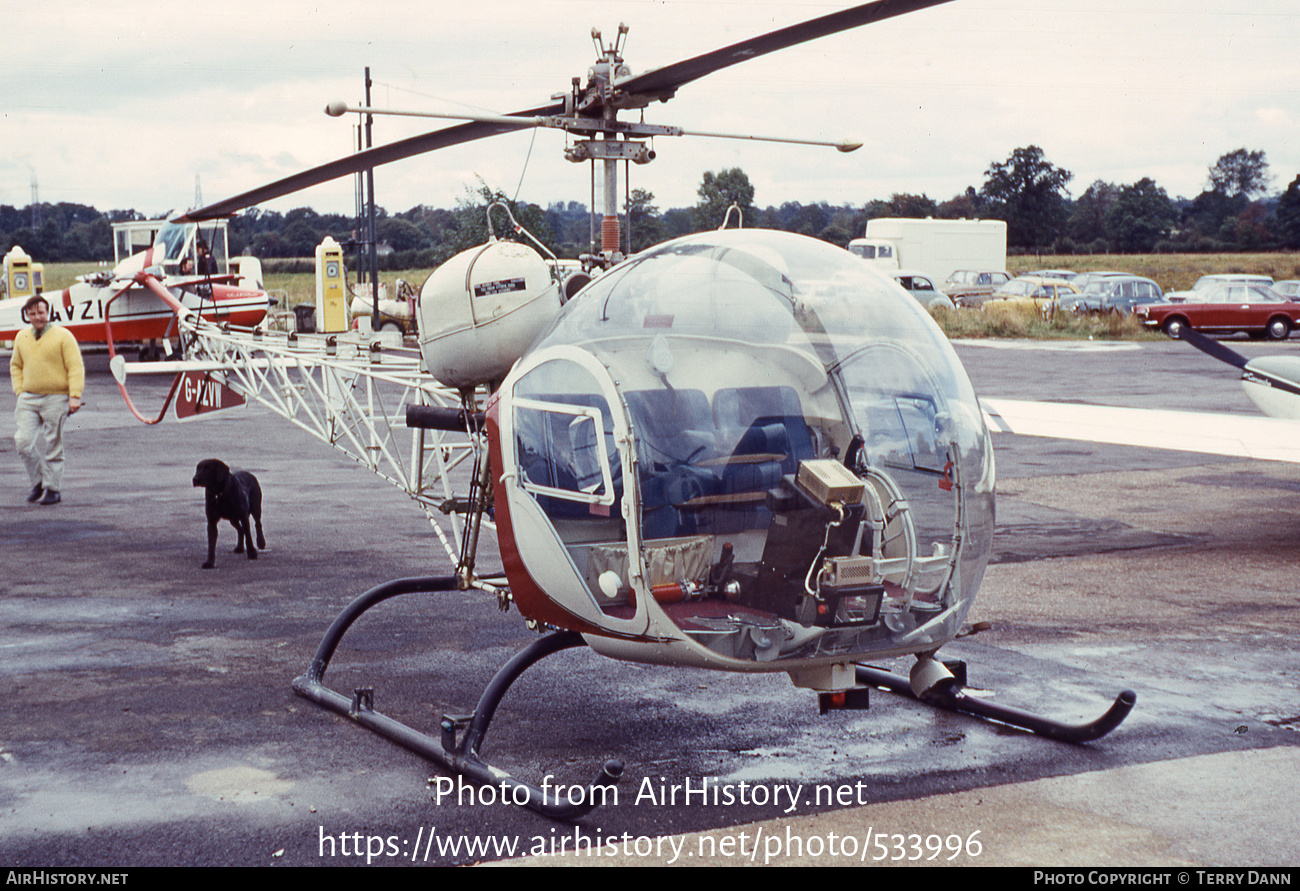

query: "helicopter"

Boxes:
[114, 0, 1138, 819]
[0, 217, 270, 358]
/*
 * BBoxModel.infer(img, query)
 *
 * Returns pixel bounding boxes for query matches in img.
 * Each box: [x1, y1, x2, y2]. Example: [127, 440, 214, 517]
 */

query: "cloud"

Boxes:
[4, 0, 1298, 215]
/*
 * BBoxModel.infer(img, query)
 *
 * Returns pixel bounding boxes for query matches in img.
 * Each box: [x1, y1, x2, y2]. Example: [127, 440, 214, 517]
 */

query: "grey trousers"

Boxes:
[14, 392, 70, 492]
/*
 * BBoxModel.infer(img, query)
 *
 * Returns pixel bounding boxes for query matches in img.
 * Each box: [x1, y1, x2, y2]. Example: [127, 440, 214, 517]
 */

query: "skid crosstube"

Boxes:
[854, 662, 1136, 743]
[292, 575, 623, 820]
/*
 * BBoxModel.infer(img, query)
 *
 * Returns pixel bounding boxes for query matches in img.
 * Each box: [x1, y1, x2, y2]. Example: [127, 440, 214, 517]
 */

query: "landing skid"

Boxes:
[853, 662, 1136, 743]
[292, 575, 623, 819]
[292, 579, 1132, 822]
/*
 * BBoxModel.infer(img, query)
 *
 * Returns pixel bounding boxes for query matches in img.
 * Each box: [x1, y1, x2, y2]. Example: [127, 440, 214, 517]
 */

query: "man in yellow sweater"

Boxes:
[10, 295, 84, 505]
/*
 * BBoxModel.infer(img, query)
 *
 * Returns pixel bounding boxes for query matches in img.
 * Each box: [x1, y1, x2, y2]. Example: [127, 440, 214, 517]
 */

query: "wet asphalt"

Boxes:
[0, 339, 1297, 867]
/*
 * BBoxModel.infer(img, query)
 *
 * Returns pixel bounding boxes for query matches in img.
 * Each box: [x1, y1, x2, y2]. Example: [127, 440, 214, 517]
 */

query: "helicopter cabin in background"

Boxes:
[111, 217, 247, 282]
[112, 219, 167, 267]
[0, 217, 269, 347]
[106, 217, 265, 296]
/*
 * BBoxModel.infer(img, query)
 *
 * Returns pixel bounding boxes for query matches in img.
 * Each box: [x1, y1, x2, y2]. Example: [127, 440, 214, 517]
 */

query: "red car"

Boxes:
[1137, 283, 1300, 341]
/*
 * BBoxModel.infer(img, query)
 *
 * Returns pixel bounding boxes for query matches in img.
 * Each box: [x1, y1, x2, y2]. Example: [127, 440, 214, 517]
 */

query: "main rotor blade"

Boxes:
[1179, 326, 1249, 370]
[181, 102, 563, 221]
[184, 0, 956, 220]
[615, 0, 956, 103]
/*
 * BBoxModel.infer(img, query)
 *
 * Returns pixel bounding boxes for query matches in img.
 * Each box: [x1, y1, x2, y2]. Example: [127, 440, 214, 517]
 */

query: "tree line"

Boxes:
[5, 147, 1298, 265]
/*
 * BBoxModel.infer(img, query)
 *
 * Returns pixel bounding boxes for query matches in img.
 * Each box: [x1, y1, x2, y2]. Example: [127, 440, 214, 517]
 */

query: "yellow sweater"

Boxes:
[10, 325, 85, 398]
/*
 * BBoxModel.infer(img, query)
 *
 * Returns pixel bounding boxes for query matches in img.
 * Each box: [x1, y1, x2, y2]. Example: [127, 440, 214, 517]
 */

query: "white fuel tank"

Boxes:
[417, 241, 562, 388]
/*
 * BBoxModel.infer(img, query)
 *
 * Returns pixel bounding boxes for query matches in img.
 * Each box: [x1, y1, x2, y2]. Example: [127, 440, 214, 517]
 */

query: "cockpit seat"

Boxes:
[709, 386, 818, 533]
[713, 386, 816, 474]
[626, 385, 820, 538]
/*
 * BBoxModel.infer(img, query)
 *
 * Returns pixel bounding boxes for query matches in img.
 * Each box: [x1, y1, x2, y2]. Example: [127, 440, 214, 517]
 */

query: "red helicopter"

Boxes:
[0, 217, 269, 355]
[120, 0, 1134, 819]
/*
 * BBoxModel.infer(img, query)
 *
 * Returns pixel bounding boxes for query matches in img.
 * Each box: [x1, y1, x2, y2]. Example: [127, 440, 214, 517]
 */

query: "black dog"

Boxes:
[192, 459, 265, 569]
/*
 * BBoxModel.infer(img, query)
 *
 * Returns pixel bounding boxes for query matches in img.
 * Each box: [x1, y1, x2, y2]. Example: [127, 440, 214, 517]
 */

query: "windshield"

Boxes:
[152, 221, 228, 274]
[155, 222, 195, 264]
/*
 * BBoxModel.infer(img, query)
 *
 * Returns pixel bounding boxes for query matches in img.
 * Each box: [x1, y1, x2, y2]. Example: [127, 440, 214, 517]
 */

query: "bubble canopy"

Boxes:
[545, 231, 950, 370]
[501, 229, 995, 669]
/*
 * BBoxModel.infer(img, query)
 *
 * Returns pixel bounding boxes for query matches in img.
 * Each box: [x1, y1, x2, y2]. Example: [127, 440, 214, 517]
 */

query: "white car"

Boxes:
[941, 269, 1012, 308]
[1273, 280, 1300, 298]
[891, 270, 955, 310]
[1165, 273, 1274, 303]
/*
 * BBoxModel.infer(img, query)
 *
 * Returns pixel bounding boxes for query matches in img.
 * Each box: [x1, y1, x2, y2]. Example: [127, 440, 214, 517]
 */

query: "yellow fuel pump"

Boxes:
[3, 246, 43, 300]
[314, 237, 348, 333]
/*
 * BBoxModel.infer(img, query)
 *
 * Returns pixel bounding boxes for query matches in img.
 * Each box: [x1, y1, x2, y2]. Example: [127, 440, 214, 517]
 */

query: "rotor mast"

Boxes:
[577, 24, 636, 264]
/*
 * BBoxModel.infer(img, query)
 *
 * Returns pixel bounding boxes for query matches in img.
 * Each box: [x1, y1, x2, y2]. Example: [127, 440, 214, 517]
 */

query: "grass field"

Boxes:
[1010, 252, 1300, 292]
[33, 251, 1300, 342]
[933, 302, 1159, 341]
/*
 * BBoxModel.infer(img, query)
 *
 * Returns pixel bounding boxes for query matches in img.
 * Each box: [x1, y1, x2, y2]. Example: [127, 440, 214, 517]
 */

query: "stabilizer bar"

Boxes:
[854, 663, 1136, 744]
[293, 576, 622, 819]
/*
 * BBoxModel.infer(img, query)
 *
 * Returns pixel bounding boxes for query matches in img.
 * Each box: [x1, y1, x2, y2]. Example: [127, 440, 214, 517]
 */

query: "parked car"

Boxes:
[1136, 283, 1300, 340]
[1058, 275, 1163, 315]
[1018, 268, 1076, 281]
[983, 276, 1078, 313]
[942, 269, 1012, 307]
[890, 270, 955, 310]
[1165, 273, 1274, 303]
[1069, 271, 1128, 291]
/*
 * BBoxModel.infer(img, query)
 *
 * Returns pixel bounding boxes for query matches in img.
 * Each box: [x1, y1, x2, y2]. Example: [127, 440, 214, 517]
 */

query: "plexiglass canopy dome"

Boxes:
[499, 229, 995, 668]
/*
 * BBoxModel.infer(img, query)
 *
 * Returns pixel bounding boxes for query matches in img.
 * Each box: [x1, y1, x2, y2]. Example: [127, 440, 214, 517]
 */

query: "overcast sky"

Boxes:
[3, 0, 1297, 222]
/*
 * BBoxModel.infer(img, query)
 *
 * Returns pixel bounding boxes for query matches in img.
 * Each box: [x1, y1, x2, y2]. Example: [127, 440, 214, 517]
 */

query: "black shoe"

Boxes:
[26, 484, 43, 503]
[38, 490, 60, 506]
